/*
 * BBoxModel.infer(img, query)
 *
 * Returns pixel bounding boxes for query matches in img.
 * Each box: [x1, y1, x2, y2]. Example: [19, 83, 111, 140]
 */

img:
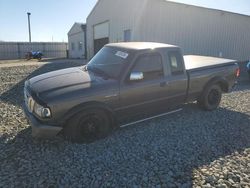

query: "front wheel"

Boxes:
[63, 109, 112, 143]
[197, 84, 222, 111]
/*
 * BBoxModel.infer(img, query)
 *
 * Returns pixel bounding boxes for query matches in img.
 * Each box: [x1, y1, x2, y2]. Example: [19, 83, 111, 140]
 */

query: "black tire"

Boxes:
[25, 55, 31, 61]
[197, 84, 222, 111]
[63, 109, 112, 143]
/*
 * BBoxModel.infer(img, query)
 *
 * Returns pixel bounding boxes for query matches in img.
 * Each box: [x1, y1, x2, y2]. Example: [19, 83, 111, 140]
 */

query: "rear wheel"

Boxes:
[197, 84, 222, 111]
[63, 109, 112, 143]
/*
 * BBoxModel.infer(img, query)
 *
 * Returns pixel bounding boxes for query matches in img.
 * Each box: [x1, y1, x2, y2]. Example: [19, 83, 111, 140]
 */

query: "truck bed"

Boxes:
[184, 55, 237, 70]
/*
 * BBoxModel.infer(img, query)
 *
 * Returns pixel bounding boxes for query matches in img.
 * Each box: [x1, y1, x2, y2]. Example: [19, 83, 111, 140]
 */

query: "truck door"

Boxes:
[163, 50, 188, 106]
[117, 53, 171, 121]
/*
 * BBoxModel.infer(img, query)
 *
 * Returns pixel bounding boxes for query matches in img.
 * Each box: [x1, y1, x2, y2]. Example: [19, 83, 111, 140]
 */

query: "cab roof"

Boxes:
[106, 42, 178, 50]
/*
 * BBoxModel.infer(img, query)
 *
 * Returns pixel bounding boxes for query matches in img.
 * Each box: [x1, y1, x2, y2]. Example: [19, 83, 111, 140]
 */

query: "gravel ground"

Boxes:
[0, 63, 250, 187]
[0, 58, 86, 68]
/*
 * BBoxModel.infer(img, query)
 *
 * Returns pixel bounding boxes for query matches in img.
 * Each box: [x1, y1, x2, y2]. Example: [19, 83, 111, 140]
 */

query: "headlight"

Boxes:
[25, 90, 51, 118]
[33, 102, 51, 118]
[26, 96, 35, 113]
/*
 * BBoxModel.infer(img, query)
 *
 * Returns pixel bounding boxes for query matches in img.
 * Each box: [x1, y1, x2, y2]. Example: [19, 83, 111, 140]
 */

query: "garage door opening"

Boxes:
[94, 21, 109, 55]
[94, 38, 109, 54]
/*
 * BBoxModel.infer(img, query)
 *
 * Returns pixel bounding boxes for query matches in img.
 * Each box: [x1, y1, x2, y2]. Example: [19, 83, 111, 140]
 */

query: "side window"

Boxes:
[132, 54, 163, 81]
[168, 51, 184, 75]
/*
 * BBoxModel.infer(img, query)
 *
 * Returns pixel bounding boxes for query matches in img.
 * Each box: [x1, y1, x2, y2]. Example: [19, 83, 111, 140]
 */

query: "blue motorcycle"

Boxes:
[25, 51, 43, 60]
[247, 61, 250, 79]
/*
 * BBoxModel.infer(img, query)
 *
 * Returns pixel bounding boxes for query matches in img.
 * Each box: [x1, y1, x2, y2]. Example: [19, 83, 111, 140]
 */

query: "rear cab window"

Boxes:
[168, 51, 185, 75]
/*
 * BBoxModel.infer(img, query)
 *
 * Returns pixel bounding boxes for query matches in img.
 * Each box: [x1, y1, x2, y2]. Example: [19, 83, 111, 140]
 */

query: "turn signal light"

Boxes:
[236, 68, 240, 77]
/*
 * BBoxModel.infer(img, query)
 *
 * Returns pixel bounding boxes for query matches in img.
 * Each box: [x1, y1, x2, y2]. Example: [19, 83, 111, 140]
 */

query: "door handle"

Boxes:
[160, 81, 170, 87]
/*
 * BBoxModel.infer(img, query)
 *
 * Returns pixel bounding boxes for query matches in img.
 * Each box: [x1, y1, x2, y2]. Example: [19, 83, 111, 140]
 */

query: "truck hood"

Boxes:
[28, 67, 94, 97]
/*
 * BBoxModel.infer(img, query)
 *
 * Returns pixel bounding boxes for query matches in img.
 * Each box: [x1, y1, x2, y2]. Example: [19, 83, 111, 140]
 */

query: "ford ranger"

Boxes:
[23, 42, 240, 142]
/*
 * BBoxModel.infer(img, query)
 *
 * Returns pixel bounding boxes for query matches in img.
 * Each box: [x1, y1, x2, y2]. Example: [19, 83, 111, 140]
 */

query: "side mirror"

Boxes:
[130, 72, 144, 81]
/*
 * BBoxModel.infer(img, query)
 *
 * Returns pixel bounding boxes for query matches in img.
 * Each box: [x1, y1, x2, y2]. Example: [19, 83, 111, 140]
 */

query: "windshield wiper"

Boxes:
[87, 66, 111, 80]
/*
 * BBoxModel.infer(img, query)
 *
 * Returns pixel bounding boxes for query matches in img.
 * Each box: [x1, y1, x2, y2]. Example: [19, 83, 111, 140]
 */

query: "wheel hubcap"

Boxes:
[79, 115, 101, 138]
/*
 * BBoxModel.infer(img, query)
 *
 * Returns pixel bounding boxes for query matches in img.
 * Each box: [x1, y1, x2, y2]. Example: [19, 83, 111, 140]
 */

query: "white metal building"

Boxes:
[86, 0, 250, 61]
[68, 23, 87, 59]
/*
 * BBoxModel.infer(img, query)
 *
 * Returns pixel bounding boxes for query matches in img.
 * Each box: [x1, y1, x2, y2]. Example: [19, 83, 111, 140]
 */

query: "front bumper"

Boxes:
[23, 105, 63, 139]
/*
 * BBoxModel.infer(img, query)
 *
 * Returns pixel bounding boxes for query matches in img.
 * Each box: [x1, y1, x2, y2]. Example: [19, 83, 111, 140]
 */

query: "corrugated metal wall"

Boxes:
[0, 42, 68, 60]
[87, 0, 250, 61]
[68, 32, 86, 58]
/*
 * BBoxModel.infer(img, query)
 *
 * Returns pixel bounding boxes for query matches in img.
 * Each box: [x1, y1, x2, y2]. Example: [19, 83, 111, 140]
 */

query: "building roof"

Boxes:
[106, 42, 178, 50]
[87, 0, 250, 21]
[68, 23, 86, 36]
[166, 0, 250, 18]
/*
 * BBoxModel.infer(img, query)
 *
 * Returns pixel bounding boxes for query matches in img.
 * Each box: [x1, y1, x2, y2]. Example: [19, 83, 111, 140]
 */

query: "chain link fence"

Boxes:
[0, 42, 68, 60]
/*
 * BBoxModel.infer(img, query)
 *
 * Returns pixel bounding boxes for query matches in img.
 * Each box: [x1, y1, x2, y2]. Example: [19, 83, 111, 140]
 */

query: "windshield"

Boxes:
[87, 47, 129, 79]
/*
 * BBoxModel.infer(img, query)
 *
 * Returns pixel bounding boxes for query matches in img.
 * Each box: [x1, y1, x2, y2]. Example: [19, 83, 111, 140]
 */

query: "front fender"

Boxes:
[60, 101, 116, 127]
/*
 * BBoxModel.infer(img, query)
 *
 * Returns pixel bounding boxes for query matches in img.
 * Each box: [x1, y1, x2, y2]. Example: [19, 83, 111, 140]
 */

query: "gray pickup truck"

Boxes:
[23, 42, 240, 142]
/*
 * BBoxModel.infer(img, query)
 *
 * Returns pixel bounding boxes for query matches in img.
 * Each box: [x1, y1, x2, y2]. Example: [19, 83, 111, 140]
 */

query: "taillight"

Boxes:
[236, 68, 240, 77]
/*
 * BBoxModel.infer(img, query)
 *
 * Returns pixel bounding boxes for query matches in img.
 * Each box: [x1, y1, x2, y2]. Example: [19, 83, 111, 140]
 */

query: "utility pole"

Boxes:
[27, 12, 31, 42]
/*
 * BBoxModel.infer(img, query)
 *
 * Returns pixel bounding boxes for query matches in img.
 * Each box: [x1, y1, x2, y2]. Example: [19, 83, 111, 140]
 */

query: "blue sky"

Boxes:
[0, 0, 98, 42]
[0, 0, 249, 42]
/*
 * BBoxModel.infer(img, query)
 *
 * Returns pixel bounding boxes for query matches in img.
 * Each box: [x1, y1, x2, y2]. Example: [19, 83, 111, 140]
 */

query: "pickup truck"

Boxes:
[23, 42, 240, 142]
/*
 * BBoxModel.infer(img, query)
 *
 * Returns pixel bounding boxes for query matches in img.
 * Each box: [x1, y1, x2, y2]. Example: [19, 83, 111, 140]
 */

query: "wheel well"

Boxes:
[62, 102, 116, 128]
[203, 77, 229, 94]
[216, 81, 229, 92]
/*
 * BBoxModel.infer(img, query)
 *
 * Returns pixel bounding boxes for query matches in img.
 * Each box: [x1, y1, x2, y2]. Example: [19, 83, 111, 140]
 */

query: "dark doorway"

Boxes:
[94, 37, 109, 54]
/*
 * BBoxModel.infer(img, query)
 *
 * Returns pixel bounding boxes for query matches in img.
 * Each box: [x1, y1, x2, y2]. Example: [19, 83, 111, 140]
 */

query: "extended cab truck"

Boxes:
[23, 42, 240, 142]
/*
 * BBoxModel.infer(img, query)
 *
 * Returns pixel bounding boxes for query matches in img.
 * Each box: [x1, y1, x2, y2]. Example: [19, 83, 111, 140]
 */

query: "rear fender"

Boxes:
[202, 77, 229, 94]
